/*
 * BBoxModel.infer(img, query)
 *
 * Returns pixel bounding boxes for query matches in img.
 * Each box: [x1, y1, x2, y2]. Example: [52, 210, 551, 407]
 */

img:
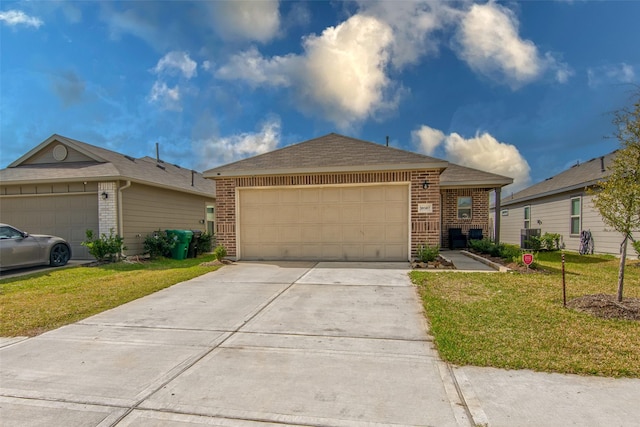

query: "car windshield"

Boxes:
[0, 226, 24, 239]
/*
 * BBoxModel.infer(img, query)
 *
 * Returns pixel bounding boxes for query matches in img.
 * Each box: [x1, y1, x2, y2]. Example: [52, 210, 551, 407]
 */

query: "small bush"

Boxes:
[633, 239, 640, 259]
[417, 244, 439, 262]
[143, 230, 175, 259]
[82, 229, 127, 262]
[213, 245, 227, 261]
[525, 236, 543, 251]
[499, 244, 522, 261]
[468, 238, 494, 254]
[196, 232, 213, 255]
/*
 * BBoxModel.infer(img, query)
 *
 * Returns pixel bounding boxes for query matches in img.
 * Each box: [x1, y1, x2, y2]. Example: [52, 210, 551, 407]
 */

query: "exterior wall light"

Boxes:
[101, 192, 109, 199]
[422, 180, 429, 190]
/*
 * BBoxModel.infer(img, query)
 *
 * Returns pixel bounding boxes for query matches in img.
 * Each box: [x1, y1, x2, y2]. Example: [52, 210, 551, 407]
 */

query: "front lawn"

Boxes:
[411, 251, 640, 377]
[0, 255, 221, 337]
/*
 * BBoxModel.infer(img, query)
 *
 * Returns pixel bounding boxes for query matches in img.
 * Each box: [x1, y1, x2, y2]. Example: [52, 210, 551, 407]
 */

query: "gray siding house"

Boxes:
[0, 135, 216, 259]
[499, 151, 638, 255]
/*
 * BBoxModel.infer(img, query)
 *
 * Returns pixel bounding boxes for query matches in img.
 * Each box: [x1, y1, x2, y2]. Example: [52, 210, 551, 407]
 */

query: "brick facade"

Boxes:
[214, 170, 444, 260]
[98, 181, 118, 235]
[441, 188, 492, 247]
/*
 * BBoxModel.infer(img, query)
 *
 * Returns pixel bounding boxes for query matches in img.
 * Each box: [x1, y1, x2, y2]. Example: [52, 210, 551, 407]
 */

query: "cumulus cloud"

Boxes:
[148, 51, 197, 111]
[148, 81, 181, 111]
[411, 125, 445, 155]
[413, 124, 531, 192]
[208, 0, 280, 43]
[216, 14, 396, 129]
[587, 63, 636, 88]
[51, 70, 85, 107]
[0, 10, 43, 28]
[152, 51, 197, 79]
[195, 116, 281, 170]
[454, 2, 570, 88]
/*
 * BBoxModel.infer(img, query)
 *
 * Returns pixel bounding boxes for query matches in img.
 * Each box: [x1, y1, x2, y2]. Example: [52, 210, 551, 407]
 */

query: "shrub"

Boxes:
[196, 232, 213, 255]
[541, 232, 562, 251]
[633, 239, 640, 259]
[82, 229, 127, 262]
[143, 230, 175, 259]
[213, 245, 227, 261]
[468, 238, 494, 254]
[525, 236, 543, 251]
[417, 244, 439, 262]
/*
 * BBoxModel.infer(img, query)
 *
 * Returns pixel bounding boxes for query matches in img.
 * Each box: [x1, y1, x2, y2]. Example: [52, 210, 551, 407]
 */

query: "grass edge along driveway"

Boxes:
[411, 251, 640, 378]
[0, 255, 221, 337]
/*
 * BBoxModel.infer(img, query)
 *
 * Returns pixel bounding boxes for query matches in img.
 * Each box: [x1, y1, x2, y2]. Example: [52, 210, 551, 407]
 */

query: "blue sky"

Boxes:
[1, 1, 639, 195]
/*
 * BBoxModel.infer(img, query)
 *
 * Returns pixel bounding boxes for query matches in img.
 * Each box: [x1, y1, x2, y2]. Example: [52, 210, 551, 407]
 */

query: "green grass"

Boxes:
[411, 251, 640, 377]
[0, 255, 221, 337]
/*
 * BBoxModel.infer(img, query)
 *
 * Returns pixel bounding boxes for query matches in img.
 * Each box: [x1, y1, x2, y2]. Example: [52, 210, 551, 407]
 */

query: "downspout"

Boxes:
[494, 187, 502, 243]
[118, 180, 132, 257]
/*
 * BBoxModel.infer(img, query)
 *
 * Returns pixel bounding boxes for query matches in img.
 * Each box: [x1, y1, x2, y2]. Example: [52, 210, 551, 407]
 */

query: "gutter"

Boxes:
[118, 180, 132, 257]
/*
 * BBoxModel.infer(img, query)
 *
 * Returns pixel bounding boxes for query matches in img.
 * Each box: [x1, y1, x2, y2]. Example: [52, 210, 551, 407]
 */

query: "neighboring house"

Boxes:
[0, 135, 216, 259]
[204, 133, 512, 261]
[499, 151, 637, 255]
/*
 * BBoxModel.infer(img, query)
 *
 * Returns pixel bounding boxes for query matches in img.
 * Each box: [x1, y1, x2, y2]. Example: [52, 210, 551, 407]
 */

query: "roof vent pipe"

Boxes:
[386, 136, 389, 147]
[156, 142, 160, 163]
[191, 170, 195, 187]
[600, 156, 605, 173]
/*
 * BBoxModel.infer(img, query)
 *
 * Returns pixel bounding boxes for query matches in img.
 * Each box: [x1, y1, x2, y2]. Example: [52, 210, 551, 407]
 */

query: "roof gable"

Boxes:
[2, 134, 216, 197]
[204, 133, 449, 177]
[502, 151, 616, 206]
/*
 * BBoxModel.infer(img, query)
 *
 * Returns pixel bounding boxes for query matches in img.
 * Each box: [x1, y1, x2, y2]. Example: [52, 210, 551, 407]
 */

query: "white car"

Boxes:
[0, 223, 72, 271]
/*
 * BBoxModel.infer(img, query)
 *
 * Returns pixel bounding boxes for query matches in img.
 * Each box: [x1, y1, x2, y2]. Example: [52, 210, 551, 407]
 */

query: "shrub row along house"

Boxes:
[0, 135, 215, 259]
[1, 133, 512, 261]
[498, 150, 639, 255]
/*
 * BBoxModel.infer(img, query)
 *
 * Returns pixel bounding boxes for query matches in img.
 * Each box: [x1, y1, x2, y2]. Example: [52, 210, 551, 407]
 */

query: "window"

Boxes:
[457, 196, 472, 219]
[570, 197, 581, 235]
[524, 205, 531, 229]
[206, 205, 215, 235]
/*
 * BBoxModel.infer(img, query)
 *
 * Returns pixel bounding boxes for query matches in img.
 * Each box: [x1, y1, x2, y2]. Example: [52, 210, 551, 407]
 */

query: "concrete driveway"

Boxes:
[0, 261, 468, 426]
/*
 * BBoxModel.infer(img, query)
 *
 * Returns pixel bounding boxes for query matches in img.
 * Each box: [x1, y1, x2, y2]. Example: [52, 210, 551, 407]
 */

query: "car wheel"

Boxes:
[50, 244, 70, 267]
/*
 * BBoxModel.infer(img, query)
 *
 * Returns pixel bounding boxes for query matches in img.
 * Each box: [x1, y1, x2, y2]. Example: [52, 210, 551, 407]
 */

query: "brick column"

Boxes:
[214, 178, 237, 257]
[98, 181, 118, 236]
[410, 170, 441, 258]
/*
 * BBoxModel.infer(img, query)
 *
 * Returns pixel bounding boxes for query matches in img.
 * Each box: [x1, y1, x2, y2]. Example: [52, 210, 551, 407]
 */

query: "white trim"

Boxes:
[235, 186, 241, 260]
[0, 192, 98, 198]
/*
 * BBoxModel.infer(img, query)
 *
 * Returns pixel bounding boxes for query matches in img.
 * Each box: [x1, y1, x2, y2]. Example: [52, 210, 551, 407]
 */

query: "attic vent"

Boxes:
[156, 164, 166, 170]
[52, 144, 68, 161]
[124, 155, 135, 162]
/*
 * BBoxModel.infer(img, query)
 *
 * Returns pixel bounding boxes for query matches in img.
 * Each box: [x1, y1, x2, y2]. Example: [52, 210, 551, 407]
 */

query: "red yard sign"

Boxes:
[522, 253, 534, 266]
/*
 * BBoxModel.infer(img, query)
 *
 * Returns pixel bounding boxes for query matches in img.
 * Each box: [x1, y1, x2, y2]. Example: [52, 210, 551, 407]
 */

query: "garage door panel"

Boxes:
[1, 194, 97, 259]
[239, 185, 408, 261]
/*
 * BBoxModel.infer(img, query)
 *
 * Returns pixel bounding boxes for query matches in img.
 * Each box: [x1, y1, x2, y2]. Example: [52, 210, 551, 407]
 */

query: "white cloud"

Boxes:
[413, 124, 531, 193]
[454, 2, 570, 89]
[152, 51, 197, 79]
[209, 0, 280, 43]
[0, 10, 43, 28]
[195, 117, 281, 170]
[411, 125, 445, 155]
[216, 14, 396, 129]
[216, 46, 294, 87]
[148, 81, 181, 111]
[587, 63, 636, 88]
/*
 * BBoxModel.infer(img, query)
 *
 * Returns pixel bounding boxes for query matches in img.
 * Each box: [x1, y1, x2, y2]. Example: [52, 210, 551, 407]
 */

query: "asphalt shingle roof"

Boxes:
[502, 151, 617, 206]
[204, 133, 512, 187]
[1, 135, 216, 197]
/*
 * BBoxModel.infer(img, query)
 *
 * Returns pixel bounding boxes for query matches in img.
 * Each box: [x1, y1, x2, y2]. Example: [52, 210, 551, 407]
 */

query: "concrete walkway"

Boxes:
[0, 261, 468, 426]
[2, 261, 639, 426]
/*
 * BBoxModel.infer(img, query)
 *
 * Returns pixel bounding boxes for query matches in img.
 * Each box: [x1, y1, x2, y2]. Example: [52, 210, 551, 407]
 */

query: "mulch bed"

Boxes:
[567, 294, 640, 321]
[411, 256, 455, 270]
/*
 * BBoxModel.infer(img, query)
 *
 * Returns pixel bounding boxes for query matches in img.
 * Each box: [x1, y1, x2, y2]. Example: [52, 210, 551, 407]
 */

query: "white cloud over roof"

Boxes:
[208, 0, 280, 43]
[413, 124, 531, 193]
[0, 10, 43, 28]
[153, 51, 197, 79]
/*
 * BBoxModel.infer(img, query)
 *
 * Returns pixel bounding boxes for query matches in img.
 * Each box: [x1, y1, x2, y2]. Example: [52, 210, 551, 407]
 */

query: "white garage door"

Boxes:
[0, 194, 98, 259]
[239, 185, 409, 261]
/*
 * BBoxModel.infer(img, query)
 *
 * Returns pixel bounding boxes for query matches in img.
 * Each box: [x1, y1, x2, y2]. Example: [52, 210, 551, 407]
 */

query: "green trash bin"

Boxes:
[166, 230, 193, 260]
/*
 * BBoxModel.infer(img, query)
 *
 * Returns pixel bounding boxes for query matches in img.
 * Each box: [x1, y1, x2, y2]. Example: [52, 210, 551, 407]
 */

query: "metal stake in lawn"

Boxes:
[562, 252, 566, 307]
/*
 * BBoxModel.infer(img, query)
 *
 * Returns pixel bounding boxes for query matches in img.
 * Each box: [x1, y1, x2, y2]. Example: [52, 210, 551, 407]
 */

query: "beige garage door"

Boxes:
[239, 185, 409, 261]
[0, 194, 98, 259]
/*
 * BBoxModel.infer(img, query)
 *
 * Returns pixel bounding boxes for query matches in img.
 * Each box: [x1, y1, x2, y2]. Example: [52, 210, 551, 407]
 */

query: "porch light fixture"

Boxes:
[101, 192, 109, 199]
[422, 180, 429, 190]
